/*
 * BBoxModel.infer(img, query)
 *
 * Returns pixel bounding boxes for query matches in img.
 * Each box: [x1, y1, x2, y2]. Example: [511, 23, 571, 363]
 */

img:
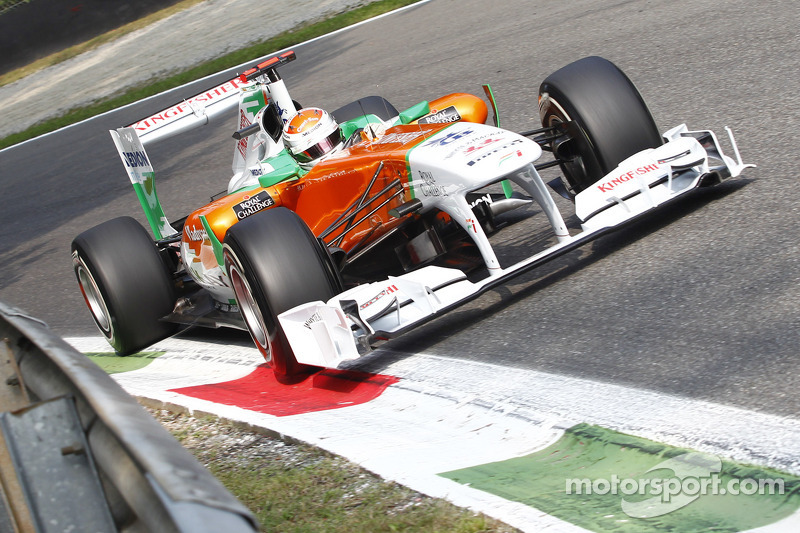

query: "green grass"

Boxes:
[0, 0, 29, 13]
[215, 459, 509, 532]
[0, 0, 422, 150]
[157, 409, 518, 533]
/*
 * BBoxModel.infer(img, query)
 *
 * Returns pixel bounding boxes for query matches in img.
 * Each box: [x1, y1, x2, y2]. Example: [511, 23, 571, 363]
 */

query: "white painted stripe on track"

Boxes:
[66, 336, 800, 532]
[0, 0, 435, 154]
[352, 349, 800, 476]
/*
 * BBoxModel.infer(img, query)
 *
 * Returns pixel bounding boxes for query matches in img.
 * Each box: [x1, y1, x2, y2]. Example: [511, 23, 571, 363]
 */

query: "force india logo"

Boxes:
[233, 191, 275, 220]
[596, 164, 661, 193]
[466, 138, 524, 167]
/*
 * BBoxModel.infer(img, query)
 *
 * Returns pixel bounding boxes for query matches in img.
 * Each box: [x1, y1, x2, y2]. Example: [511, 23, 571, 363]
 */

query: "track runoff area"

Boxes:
[68, 335, 800, 532]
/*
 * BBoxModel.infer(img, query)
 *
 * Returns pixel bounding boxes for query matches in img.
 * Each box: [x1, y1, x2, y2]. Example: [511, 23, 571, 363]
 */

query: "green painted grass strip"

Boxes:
[84, 351, 165, 374]
[440, 423, 800, 532]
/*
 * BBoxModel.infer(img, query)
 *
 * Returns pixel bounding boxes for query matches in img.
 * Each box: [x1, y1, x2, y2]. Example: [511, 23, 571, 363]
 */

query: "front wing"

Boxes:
[279, 124, 754, 369]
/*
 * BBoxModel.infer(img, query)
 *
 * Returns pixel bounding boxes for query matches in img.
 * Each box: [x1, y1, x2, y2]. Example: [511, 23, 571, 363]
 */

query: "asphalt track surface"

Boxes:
[1, 0, 798, 424]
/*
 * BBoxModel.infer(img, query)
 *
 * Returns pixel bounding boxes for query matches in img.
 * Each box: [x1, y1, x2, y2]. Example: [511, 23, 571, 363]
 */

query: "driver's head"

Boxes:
[282, 108, 342, 169]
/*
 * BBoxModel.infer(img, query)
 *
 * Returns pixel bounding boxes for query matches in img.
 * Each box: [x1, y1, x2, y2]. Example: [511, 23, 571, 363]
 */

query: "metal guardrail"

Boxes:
[0, 300, 259, 533]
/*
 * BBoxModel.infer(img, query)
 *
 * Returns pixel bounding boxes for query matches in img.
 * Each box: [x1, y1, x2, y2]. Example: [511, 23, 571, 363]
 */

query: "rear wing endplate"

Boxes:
[110, 127, 178, 239]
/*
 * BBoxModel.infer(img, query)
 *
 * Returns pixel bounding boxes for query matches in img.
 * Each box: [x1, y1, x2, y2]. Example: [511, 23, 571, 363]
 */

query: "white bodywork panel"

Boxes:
[280, 124, 754, 369]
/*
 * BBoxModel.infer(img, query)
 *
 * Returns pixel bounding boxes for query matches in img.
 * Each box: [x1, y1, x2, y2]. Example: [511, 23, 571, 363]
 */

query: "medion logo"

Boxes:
[122, 150, 149, 168]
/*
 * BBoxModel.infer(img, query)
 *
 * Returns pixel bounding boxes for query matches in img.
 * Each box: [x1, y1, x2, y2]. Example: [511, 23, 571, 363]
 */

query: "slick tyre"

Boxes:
[223, 207, 341, 380]
[539, 56, 663, 194]
[71, 216, 178, 355]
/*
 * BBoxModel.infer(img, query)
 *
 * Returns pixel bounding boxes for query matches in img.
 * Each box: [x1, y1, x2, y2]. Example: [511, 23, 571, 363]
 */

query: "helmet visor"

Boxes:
[294, 128, 342, 164]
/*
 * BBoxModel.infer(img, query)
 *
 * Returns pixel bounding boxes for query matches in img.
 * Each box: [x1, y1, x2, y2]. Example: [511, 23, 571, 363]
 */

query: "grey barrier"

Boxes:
[0, 300, 259, 533]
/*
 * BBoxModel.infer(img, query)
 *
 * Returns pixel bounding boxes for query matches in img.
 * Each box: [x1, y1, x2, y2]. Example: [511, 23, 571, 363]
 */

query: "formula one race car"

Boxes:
[72, 51, 752, 379]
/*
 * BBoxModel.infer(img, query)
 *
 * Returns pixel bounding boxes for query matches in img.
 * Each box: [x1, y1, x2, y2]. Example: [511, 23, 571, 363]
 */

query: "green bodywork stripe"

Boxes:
[482, 84, 514, 198]
[131, 172, 171, 240]
[200, 215, 225, 267]
[340, 114, 385, 140]
[399, 101, 430, 124]
[404, 148, 416, 200]
[441, 423, 800, 532]
[258, 150, 302, 188]
[241, 88, 267, 116]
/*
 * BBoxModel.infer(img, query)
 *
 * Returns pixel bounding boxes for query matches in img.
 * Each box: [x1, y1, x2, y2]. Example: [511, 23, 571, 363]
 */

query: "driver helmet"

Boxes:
[282, 107, 342, 169]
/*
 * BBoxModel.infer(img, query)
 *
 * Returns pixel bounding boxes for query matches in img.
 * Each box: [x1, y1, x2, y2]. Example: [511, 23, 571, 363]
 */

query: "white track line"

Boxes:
[66, 336, 800, 532]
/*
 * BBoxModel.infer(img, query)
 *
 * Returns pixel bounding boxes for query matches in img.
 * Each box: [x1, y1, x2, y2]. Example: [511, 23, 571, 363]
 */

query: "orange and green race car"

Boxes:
[71, 51, 752, 379]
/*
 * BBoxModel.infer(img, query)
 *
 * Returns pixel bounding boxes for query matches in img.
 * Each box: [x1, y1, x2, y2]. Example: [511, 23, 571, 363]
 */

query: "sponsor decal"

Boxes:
[286, 109, 323, 135]
[237, 109, 250, 158]
[121, 150, 150, 168]
[359, 285, 398, 311]
[374, 131, 427, 145]
[469, 193, 493, 208]
[442, 131, 502, 160]
[303, 311, 323, 329]
[418, 105, 462, 125]
[418, 170, 448, 197]
[466, 138, 524, 166]
[184, 224, 208, 242]
[131, 77, 249, 132]
[215, 301, 239, 313]
[232, 190, 275, 220]
[498, 149, 524, 165]
[466, 217, 479, 233]
[461, 136, 505, 156]
[423, 128, 476, 147]
[596, 164, 662, 193]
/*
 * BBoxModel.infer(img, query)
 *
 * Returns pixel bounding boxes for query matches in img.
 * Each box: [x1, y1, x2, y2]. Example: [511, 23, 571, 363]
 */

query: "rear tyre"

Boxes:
[71, 216, 178, 354]
[223, 207, 341, 379]
[539, 56, 663, 194]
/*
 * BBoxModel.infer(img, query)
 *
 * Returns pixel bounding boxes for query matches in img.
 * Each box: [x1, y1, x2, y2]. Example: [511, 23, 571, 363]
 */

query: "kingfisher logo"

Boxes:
[359, 285, 398, 311]
[596, 164, 662, 193]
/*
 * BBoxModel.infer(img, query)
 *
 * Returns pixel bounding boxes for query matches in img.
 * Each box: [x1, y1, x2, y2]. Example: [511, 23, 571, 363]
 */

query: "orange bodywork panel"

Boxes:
[182, 93, 487, 262]
[184, 124, 446, 253]
[418, 93, 489, 125]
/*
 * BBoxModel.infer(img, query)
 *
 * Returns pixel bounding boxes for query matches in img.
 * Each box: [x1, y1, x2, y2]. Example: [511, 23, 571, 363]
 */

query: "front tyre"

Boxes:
[223, 207, 341, 379]
[71, 216, 178, 354]
[539, 56, 663, 194]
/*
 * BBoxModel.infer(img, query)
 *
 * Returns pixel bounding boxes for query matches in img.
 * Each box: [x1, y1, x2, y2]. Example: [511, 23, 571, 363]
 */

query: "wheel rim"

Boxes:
[541, 94, 593, 193]
[73, 254, 112, 336]
[227, 258, 272, 362]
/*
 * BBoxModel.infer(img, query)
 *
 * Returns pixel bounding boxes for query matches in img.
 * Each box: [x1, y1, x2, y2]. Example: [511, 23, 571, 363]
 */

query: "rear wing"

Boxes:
[128, 77, 249, 146]
[111, 51, 299, 238]
[128, 51, 297, 146]
[110, 127, 178, 239]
